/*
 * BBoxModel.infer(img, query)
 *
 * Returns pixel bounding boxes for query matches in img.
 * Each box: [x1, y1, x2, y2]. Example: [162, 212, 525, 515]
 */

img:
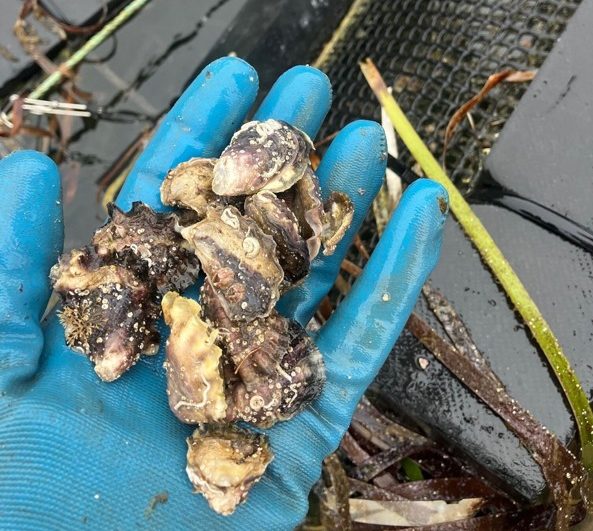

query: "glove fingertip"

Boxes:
[254, 65, 332, 137]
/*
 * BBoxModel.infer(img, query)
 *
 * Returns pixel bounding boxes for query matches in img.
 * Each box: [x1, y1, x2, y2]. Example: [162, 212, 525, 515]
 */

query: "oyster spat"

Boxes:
[51, 248, 160, 382]
[212, 119, 313, 196]
[202, 281, 325, 428]
[244, 191, 309, 285]
[279, 168, 324, 261]
[92, 202, 200, 294]
[161, 291, 227, 424]
[186, 424, 273, 516]
[181, 206, 284, 322]
[321, 192, 354, 256]
[161, 157, 224, 218]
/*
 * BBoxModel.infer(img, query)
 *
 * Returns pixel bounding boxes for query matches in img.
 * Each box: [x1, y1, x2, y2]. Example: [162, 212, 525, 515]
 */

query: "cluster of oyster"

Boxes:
[50, 203, 200, 381]
[51, 119, 353, 515]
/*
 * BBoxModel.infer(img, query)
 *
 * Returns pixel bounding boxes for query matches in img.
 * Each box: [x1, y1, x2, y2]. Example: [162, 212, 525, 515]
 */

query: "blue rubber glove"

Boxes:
[0, 58, 448, 530]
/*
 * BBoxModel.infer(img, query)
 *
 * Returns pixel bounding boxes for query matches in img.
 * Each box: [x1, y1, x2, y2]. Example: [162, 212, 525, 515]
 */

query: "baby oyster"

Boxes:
[52, 248, 159, 382]
[212, 119, 313, 196]
[161, 157, 223, 218]
[180, 206, 284, 321]
[161, 291, 227, 424]
[93, 202, 199, 294]
[321, 192, 354, 256]
[201, 281, 326, 428]
[186, 424, 273, 515]
[244, 191, 309, 285]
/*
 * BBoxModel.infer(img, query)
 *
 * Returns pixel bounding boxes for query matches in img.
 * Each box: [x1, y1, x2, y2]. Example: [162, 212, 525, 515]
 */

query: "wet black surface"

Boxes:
[375, 0, 593, 502]
[0, 0, 124, 97]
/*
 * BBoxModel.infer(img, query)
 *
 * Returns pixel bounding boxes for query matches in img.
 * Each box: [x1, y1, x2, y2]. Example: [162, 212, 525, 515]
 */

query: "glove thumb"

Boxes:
[0, 151, 63, 391]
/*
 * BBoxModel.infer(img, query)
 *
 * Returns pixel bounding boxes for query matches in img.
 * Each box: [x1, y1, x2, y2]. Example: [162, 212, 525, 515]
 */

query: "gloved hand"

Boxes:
[0, 57, 448, 530]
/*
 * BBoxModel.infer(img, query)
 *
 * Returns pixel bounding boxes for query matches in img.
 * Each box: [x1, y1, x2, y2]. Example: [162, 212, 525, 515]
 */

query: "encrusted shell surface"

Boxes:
[279, 168, 324, 260]
[93, 202, 200, 294]
[212, 119, 313, 196]
[321, 192, 354, 255]
[51, 248, 159, 382]
[180, 206, 284, 322]
[186, 424, 273, 515]
[201, 281, 325, 428]
[244, 191, 309, 285]
[161, 292, 227, 424]
[161, 157, 226, 218]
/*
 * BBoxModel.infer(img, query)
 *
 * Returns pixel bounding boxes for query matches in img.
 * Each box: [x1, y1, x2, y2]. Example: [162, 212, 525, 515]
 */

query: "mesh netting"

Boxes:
[314, 0, 580, 303]
[318, 0, 580, 191]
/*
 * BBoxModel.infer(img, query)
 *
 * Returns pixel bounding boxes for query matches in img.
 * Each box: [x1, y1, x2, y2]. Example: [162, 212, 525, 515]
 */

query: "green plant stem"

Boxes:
[29, 0, 151, 100]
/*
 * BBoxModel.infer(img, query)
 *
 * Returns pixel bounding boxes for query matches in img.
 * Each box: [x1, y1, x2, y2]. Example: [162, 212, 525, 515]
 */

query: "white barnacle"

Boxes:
[242, 236, 260, 258]
[220, 207, 241, 229]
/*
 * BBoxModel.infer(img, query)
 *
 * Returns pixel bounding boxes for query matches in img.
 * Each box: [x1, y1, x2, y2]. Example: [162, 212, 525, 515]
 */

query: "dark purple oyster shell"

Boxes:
[212, 119, 313, 196]
[244, 191, 309, 285]
[186, 424, 273, 515]
[201, 281, 325, 428]
[51, 248, 160, 382]
[92, 202, 200, 294]
[180, 206, 284, 322]
[279, 167, 324, 260]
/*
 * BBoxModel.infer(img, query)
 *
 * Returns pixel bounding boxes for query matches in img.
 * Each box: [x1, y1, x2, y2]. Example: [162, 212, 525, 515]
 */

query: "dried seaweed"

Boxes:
[321, 455, 352, 531]
[442, 69, 537, 165]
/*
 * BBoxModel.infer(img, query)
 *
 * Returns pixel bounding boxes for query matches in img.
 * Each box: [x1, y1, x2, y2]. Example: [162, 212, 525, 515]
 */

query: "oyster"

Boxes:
[161, 157, 223, 218]
[161, 291, 227, 424]
[212, 119, 313, 196]
[52, 202, 200, 381]
[280, 167, 325, 260]
[180, 206, 284, 321]
[244, 191, 309, 284]
[321, 192, 354, 256]
[201, 281, 325, 428]
[93, 202, 199, 294]
[52, 248, 160, 382]
[186, 424, 273, 515]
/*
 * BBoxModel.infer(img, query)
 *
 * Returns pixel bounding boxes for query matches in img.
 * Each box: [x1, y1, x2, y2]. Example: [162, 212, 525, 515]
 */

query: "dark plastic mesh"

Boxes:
[318, 0, 580, 192]
[315, 0, 580, 303]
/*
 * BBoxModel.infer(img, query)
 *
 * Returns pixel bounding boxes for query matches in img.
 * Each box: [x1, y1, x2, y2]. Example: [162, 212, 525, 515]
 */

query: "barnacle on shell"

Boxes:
[180, 206, 284, 322]
[244, 191, 309, 285]
[186, 424, 272, 515]
[321, 192, 354, 256]
[212, 119, 313, 196]
[161, 291, 227, 424]
[161, 158, 227, 219]
[52, 248, 159, 382]
[92, 202, 200, 294]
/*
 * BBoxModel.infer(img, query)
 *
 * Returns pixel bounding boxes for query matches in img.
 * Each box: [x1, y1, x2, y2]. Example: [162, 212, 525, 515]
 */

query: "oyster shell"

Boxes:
[201, 281, 325, 428]
[52, 248, 160, 382]
[212, 119, 313, 196]
[180, 206, 284, 322]
[93, 202, 200, 294]
[279, 168, 324, 260]
[321, 192, 354, 256]
[186, 424, 273, 515]
[161, 291, 227, 424]
[161, 157, 224, 218]
[244, 191, 309, 285]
